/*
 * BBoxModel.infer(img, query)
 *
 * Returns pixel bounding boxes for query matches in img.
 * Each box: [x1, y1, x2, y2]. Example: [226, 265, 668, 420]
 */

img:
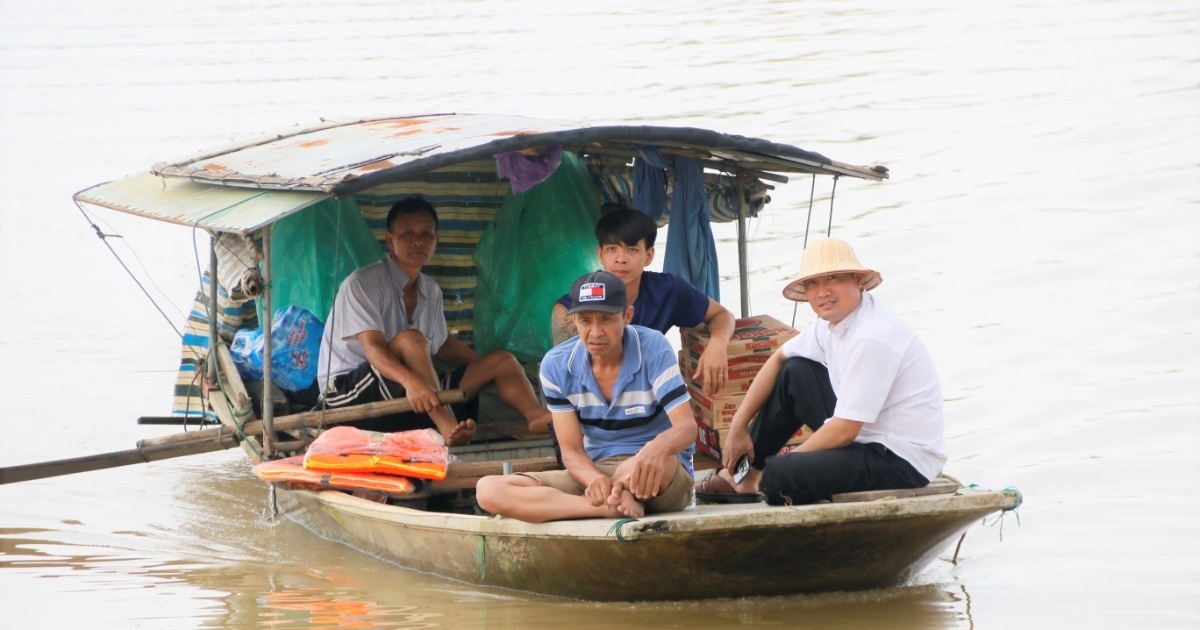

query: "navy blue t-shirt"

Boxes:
[556, 270, 710, 334]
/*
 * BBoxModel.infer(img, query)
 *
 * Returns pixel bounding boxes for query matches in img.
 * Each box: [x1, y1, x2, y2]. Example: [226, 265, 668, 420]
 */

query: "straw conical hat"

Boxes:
[782, 238, 882, 302]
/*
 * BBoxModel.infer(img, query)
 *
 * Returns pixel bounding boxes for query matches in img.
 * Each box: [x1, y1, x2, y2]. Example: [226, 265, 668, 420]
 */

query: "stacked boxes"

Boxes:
[680, 315, 809, 460]
[680, 314, 799, 364]
[679, 351, 769, 396]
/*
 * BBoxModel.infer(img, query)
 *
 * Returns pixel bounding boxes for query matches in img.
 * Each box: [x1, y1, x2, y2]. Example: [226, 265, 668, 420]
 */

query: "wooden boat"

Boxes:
[65, 113, 1020, 601]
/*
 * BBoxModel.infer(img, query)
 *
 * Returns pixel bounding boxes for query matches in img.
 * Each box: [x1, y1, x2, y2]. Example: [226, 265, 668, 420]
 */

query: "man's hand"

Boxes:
[404, 381, 443, 414]
[693, 343, 729, 395]
[721, 425, 755, 474]
[584, 475, 615, 507]
[612, 443, 672, 501]
[627, 453, 667, 500]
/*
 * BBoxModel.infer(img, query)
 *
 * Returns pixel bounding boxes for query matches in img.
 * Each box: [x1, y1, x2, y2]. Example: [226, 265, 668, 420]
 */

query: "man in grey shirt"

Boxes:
[317, 197, 551, 445]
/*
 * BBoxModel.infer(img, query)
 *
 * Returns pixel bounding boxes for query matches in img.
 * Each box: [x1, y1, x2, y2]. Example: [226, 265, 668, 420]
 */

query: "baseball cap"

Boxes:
[566, 271, 627, 315]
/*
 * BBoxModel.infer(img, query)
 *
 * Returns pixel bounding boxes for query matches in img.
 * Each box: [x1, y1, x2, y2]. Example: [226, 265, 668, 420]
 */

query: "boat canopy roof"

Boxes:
[74, 113, 886, 234]
[75, 172, 331, 234]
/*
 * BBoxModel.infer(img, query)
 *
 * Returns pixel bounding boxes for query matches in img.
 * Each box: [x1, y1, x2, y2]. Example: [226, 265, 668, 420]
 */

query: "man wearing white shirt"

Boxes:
[697, 238, 946, 504]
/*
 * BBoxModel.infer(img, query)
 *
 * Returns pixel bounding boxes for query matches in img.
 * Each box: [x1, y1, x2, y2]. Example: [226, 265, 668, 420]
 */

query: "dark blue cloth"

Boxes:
[633, 147, 668, 221]
[663, 156, 720, 301]
[631, 147, 720, 301]
[555, 270, 709, 335]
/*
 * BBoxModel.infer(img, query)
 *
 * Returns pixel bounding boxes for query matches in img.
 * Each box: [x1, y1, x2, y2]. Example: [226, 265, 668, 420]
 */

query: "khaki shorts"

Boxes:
[520, 454, 694, 514]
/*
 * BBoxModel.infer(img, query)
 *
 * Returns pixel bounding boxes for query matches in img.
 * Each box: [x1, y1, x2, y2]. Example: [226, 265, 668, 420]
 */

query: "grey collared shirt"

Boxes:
[317, 257, 448, 391]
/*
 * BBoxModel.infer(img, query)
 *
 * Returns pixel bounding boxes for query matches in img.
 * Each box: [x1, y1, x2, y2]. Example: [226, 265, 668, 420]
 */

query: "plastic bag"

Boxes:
[229, 305, 324, 392]
[303, 426, 449, 481]
[230, 327, 265, 381]
[271, 305, 323, 391]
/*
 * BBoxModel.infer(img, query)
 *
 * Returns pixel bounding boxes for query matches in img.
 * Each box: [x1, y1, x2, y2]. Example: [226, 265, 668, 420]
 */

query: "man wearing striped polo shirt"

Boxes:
[317, 197, 551, 446]
[476, 271, 696, 522]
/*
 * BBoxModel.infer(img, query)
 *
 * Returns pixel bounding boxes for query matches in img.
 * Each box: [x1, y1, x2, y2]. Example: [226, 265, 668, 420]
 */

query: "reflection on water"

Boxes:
[2, 0, 1197, 627]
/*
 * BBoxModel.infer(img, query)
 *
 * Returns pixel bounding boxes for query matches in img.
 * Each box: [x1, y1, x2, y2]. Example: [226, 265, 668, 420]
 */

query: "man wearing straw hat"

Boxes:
[697, 238, 946, 504]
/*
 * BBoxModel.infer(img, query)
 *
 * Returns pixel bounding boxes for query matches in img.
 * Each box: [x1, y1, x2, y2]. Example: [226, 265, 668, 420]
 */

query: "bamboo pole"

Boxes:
[0, 390, 466, 484]
[208, 237, 219, 384]
[0, 435, 241, 485]
[261, 225, 275, 456]
[143, 389, 466, 447]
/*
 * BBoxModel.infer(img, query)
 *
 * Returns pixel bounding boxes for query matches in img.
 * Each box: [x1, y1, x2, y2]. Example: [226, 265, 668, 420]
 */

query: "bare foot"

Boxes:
[606, 482, 645, 518]
[444, 418, 476, 446]
[717, 468, 758, 494]
[613, 490, 644, 518]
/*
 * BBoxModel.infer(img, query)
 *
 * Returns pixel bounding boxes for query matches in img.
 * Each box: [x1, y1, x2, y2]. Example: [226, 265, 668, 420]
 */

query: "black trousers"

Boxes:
[750, 357, 929, 505]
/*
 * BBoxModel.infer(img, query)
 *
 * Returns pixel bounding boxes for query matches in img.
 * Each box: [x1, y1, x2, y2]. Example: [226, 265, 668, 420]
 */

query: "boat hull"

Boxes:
[276, 486, 1016, 601]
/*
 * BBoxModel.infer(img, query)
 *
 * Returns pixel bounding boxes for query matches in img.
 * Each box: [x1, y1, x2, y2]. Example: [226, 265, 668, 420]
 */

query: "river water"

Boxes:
[1, 0, 1196, 627]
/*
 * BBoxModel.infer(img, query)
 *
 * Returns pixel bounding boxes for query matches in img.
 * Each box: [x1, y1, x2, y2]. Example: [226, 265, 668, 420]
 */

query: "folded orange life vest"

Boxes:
[302, 426, 449, 481]
[253, 455, 417, 495]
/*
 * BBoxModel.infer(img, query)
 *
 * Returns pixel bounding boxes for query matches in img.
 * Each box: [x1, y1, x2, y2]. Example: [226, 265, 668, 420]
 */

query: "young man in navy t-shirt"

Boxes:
[550, 208, 735, 395]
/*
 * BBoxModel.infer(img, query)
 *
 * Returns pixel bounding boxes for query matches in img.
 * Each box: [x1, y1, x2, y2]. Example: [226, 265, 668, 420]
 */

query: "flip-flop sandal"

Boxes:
[694, 470, 763, 504]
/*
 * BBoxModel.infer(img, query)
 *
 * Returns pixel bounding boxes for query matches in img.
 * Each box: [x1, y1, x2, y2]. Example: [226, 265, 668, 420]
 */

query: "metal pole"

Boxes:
[208, 236, 219, 384]
[736, 176, 750, 318]
[261, 226, 275, 456]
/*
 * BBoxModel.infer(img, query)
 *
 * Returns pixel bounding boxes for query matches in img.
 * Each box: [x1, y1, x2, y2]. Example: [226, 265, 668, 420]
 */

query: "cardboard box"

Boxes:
[679, 349, 769, 396]
[677, 353, 754, 396]
[681, 314, 799, 361]
[688, 385, 744, 431]
[679, 348, 769, 377]
[693, 413, 723, 462]
[784, 424, 814, 448]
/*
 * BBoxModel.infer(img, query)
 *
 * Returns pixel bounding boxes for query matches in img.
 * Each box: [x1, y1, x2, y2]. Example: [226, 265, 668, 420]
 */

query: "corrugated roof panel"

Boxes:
[153, 114, 579, 192]
[74, 172, 330, 234]
[149, 113, 887, 195]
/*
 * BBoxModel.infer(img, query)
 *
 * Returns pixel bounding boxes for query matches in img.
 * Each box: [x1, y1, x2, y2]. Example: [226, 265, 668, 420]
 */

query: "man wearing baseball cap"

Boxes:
[477, 270, 697, 522]
[697, 238, 947, 504]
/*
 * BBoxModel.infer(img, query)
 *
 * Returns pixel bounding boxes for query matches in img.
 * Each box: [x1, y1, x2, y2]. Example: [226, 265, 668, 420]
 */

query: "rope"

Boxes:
[791, 175, 819, 327]
[606, 517, 639, 543]
[826, 175, 839, 236]
[75, 201, 184, 339]
[968, 483, 1024, 542]
[74, 200, 220, 431]
[948, 482, 1022, 561]
[1002, 485, 1024, 510]
[804, 174, 817, 250]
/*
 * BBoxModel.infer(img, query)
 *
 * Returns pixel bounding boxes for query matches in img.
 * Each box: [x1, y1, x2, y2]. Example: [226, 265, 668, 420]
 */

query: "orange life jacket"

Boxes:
[302, 426, 449, 481]
[253, 455, 418, 495]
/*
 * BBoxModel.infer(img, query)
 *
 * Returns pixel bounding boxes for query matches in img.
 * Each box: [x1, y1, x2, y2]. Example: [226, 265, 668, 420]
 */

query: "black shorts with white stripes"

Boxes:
[319, 361, 477, 433]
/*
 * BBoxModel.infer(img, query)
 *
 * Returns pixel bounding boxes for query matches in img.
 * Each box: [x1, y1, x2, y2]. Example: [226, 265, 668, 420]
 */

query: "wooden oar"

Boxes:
[0, 389, 467, 485]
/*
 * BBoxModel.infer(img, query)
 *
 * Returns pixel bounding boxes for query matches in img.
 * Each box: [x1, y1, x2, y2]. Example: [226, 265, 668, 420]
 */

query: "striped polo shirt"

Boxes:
[317, 257, 448, 392]
[540, 325, 694, 475]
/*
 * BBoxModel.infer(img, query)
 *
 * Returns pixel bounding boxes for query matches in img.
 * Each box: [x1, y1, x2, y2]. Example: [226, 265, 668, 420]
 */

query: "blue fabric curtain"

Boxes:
[633, 147, 719, 300]
[663, 156, 719, 300]
[633, 148, 668, 221]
